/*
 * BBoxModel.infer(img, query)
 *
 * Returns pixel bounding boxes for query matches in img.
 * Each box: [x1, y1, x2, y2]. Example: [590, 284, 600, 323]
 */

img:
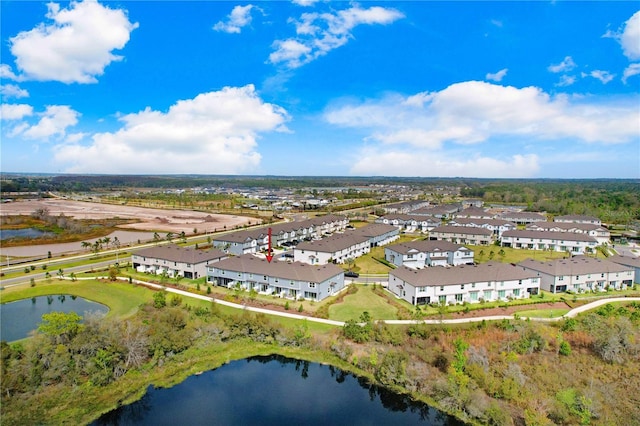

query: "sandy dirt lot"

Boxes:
[0, 199, 255, 234]
[0, 199, 257, 257]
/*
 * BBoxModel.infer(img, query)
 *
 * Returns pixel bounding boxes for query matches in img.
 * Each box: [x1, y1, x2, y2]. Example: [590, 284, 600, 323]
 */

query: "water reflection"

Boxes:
[0, 295, 109, 342]
[93, 355, 465, 426]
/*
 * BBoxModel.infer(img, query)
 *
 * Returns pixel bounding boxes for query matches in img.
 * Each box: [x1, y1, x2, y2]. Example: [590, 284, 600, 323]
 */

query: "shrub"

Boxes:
[559, 340, 572, 356]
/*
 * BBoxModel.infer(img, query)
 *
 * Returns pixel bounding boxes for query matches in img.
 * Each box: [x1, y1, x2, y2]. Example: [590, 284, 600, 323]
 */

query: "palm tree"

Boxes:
[153, 232, 161, 245]
[166, 232, 174, 242]
[81, 241, 91, 251]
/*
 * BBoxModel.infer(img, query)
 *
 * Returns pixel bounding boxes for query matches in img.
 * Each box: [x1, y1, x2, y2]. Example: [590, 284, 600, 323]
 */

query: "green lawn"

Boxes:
[1, 279, 152, 318]
[329, 284, 397, 321]
[516, 308, 570, 318]
[465, 244, 595, 264]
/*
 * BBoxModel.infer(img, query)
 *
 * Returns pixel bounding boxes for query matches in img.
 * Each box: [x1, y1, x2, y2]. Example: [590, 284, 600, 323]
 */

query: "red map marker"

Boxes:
[265, 227, 274, 263]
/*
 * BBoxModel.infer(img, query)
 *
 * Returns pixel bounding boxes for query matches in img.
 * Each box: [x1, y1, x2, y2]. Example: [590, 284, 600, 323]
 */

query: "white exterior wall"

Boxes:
[294, 240, 370, 265]
[501, 235, 597, 254]
[524, 269, 635, 293]
[388, 273, 540, 306]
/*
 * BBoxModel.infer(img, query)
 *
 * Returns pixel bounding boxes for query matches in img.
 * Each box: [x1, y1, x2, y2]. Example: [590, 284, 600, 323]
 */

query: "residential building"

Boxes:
[501, 230, 598, 254]
[384, 240, 474, 269]
[607, 255, 640, 284]
[388, 261, 540, 306]
[518, 256, 635, 293]
[382, 200, 431, 214]
[553, 215, 602, 226]
[206, 254, 345, 301]
[452, 206, 494, 220]
[497, 211, 547, 225]
[429, 225, 492, 245]
[351, 223, 400, 247]
[375, 214, 441, 232]
[294, 234, 370, 265]
[212, 214, 347, 255]
[133, 244, 228, 279]
[525, 222, 610, 245]
[412, 203, 462, 219]
[448, 218, 517, 239]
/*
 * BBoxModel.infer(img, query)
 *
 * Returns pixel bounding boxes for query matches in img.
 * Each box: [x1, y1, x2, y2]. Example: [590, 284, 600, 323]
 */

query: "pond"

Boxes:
[0, 295, 109, 342]
[0, 228, 52, 241]
[93, 355, 465, 426]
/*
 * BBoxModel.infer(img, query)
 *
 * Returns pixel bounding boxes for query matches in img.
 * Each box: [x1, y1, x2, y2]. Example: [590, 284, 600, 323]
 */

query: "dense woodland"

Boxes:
[2, 286, 640, 425]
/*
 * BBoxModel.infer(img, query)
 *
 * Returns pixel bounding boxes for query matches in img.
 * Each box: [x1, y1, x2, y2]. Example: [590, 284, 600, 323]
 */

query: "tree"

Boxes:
[180, 231, 186, 243]
[153, 232, 161, 244]
[38, 311, 83, 344]
[153, 291, 167, 308]
[166, 232, 174, 242]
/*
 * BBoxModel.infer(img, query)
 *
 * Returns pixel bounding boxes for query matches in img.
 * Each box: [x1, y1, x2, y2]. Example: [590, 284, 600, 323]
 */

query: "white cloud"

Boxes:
[622, 63, 640, 83]
[213, 5, 256, 34]
[349, 148, 540, 178]
[22, 105, 80, 139]
[1, 84, 29, 99]
[0, 64, 20, 81]
[604, 11, 640, 60]
[54, 85, 289, 174]
[486, 68, 508, 82]
[9, 0, 138, 83]
[292, 0, 319, 6]
[1, 103, 33, 120]
[583, 70, 615, 84]
[556, 75, 576, 87]
[269, 5, 404, 68]
[548, 56, 576, 73]
[325, 81, 640, 147]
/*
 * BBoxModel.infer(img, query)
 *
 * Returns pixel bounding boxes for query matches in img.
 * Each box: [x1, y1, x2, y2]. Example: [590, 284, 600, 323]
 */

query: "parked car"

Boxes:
[344, 271, 359, 278]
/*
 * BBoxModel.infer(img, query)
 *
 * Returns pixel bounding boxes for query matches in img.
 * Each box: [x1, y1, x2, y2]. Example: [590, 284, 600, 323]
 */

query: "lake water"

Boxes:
[93, 355, 465, 426]
[0, 295, 109, 342]
[0, 228, 51, 241]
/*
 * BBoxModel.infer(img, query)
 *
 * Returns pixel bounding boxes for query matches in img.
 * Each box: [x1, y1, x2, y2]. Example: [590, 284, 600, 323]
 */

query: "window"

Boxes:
[309, 283, 316, 288]
[498, 290, 506, 299]
[470, 291, 479, 301]
[472, 283, 476, 289]
[518, 280, 522, 285]
[440, 286, 444, 291]
[558, 276, 564, 281]
[513, 289, 520, 297]
[439, 295, 446, 304]
[461, 284, 465, 290]
[455, 294, 463, 302]
[484, 290, 492, 300]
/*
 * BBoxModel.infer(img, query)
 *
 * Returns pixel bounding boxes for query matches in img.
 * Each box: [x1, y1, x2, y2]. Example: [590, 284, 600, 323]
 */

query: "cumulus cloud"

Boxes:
[22, 105, 80, 139]
[0, 64, 20, 81]
[325, 80, 639, 148]
[9, 0, 138, 83]
[292, 0, 319, 6]
[349, 148, 540, 178]
[583, 70, 615, 84]
[622, 63, 640, 83]
[1, 104, 34, 120]
[604, 10, 640, 60]
[486, 68, 508, 82]
[269, 5, 404, 68]
[556, 75, 577, 87]
[1, 84, 29, 99]
[53, 85, 289, 174]
[213, 4, 256, 34]
[548, 56, 576, 73]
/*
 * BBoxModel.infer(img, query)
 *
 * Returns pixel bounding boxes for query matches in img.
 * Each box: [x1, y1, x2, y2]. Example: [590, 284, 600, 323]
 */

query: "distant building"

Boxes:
[375, 214, 441, 233]
[501, 230, 598, 255]
[448, 218, 517, 239]
[525, 222, 610, 245]
[388, 261, 540, 306]
[294, 234, 370, 265]
[384, 240, 474, 269]
[553, 215, 602, 226]
[497, 211, 547, 225]
[132, 244, 228, 279]
[206, 254, 345, 301]
[518, 256, 635, 293]
[429, 225, 492, 246]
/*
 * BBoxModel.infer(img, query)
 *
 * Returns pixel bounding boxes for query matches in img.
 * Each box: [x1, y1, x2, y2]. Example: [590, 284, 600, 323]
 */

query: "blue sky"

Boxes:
[1, 1, 638, 178]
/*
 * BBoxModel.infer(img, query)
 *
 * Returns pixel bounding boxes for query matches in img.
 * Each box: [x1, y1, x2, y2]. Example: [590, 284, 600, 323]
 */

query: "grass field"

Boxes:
[329, 284, 397, 321]
[516, 308, 571, 318]
[1, 279, 152, 318]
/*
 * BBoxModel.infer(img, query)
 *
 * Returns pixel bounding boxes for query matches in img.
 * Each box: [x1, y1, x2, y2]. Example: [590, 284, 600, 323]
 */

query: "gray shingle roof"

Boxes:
[391, 261, 536, 287]
[386, 240, 471, 255]
[518, 256, 632, 276]
[210, 253, 344, 282]
[133, 244, 228, 264]
[430, 225, 493, 236]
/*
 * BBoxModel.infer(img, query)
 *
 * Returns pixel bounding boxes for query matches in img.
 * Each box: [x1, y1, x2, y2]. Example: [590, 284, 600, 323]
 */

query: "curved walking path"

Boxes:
[81, 276, 639, 327]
